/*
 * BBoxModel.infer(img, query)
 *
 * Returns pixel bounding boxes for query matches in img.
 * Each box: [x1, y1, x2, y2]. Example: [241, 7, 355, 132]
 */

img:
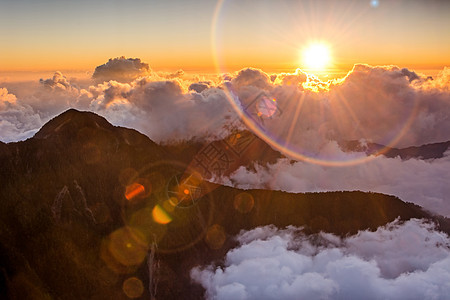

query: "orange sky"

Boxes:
[0, 0, 449, 74]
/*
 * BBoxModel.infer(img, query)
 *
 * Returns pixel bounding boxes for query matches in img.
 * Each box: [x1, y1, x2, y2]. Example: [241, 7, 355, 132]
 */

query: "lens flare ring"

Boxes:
[211, 1, 421, 166]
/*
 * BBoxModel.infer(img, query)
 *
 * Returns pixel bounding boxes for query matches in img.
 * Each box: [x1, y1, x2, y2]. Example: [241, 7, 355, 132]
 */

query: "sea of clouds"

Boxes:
[1, 56, 450, 148]
[191, 219, 450, 300]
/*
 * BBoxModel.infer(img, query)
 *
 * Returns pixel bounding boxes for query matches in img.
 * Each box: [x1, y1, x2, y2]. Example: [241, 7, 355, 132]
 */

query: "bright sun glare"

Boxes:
[302, 43, 331, 70]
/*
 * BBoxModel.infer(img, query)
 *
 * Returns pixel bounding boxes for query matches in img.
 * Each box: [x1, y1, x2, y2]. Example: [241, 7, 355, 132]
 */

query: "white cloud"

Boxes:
[0, 88, 43, 142]
[192, 219, 450, 300]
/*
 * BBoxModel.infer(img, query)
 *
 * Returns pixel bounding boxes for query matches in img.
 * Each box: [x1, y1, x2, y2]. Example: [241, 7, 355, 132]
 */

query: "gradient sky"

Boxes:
[0, 0, 449, 73]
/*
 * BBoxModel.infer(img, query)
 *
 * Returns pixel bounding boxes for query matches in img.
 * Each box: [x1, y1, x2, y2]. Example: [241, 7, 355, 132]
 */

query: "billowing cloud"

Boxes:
[1, 61, 450, 154]
[40, 71, 76, 91]
[191, 219, 450, 300]
[0, 72, 92, 142]
[326, 65, 450, 147]
[0, 87, 17, 105]
[201, 64, 450, 162]
[85, 77, 240, 142]
[0, 88, 43, 142]
[219, 147, 450, 216]
[0, 68, 239, 143]
[274, 65, 449, 153]
[231, 68, 273, 91]
[92, 56, 151, 83]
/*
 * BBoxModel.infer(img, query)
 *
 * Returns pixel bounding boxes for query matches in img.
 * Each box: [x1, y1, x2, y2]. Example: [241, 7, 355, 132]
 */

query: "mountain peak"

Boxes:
[34, 109, 115, 139]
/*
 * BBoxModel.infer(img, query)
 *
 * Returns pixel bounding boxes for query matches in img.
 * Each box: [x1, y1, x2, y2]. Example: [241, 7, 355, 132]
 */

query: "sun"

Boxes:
[302, 43, 331, 70]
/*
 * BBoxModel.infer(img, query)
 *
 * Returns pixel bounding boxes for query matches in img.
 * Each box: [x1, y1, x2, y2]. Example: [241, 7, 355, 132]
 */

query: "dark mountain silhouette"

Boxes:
[164, 131, 449, 174]
[339, 139, 450, 160]
[0, 109, 449, 299]
[161, 130, 283, 174]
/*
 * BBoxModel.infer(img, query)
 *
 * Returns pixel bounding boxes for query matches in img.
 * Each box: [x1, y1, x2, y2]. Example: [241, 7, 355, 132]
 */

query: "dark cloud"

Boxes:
[92, 56, 151, 83]
[189, 81, 211, 93]
[400, 68, 420, 82]
[163, 69, 185, 79]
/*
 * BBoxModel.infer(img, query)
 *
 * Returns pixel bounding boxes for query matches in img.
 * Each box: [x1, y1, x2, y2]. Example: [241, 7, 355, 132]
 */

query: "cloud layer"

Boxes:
[1, 59, 450, 153]
[191, 219, 450, 300]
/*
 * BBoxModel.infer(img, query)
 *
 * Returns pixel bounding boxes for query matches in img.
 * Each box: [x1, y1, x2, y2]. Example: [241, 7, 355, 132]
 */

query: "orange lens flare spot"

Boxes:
[183, 189, 190, 195]
[100, 239, 137, 274]
[205, 224, 226, 250]
[125, 183, 145, 201]
[122, 277, 144, 299]
[108, 227, 148, 267]
[152, 205, 172, 224]
[234, 192, 255, 214]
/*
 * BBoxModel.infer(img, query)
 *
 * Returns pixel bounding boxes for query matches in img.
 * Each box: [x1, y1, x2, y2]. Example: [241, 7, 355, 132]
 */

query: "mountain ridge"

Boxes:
[339, 139, 450, 160]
